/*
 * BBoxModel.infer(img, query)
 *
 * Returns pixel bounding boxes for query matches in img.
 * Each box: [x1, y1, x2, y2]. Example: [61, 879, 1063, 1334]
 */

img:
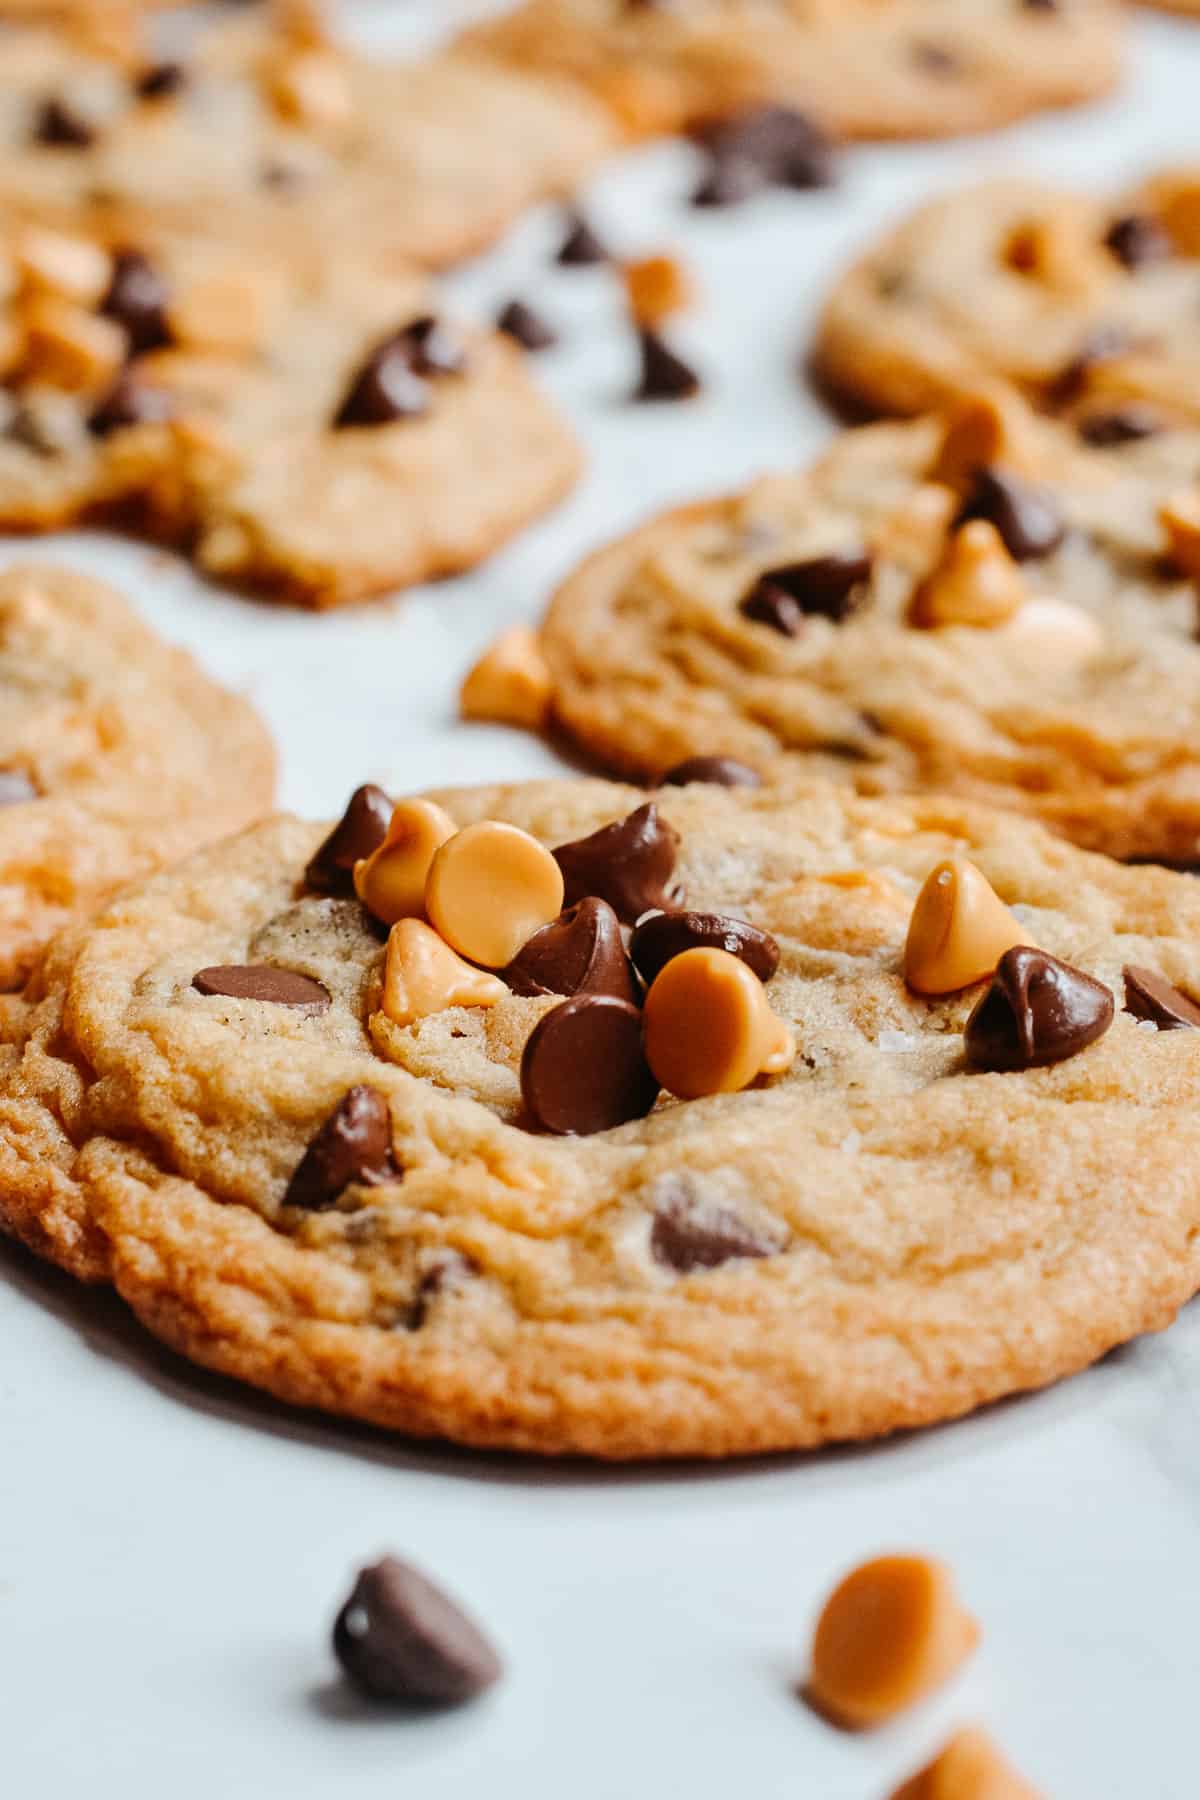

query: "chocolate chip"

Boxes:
[911, 41, 963, 75]
[87, 368, 173, 438]
[649, 1179, 784, 1272]
[333, 335, 429, 428]
[496, 299, 557, 351]
[400, 315, 466, 378]
[100, 250, 173, 355]
[956, 467, 1065, 562]
[31, 96, 94, 148]
[633, 328, 701, 402]
[404, 1251, 475, 1331]
[1049, 325, 1130, 405]
[191, 965, 332, 1013]
[690, 154, 763, 209]
[964, 947, 1114, 1071]
[630, 910, 780, 987]
[305, 784, 392, 895]
[260, 160, 305, 193]
[740, 551, 872, 634]
[659, 755, 762, 789]
[1022, 0, 1060, 12]
[694, 105, 835, 197]
[1077, 406, 1162, 448]
[134, 62, 187, 101]
[555, 209, 609, 266]
[284, 1085, 396, 1210]
[333, 1557, 502, 1707]
[554, 803, 681, 923]
[0, 770, 37, 806]
[1104, 213, 1171, 271]
[504, 896, 639, 1005]
[1123, 965, 1200, 1031]
[521, 994, 659, 1134]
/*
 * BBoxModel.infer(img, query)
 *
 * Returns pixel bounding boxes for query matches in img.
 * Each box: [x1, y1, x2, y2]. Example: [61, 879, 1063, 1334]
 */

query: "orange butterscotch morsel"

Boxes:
[810, 1554, 979, 1730]
[459, 626, 553, 731]
[19, 295, 126, 393]
[380, 918, 506, 1028]
[642, 947, 794, 1100]
[908, 522, 1026, 630]
[927, 390, 1037, 490]
[905, 859, 1033, 997]
[15, 227, 110, 308]
[889, 1727, 1041, 1800]
[1160, 491, 1200, 580]
[425, 820, 564, 969]
[623, 255, 693, 327]
[353, 798, 457, 927]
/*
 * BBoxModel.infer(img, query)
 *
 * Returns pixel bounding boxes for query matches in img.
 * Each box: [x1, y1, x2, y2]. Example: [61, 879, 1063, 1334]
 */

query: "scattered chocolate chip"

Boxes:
[404, 1251, 475, 1331]
[956, 467, 1065, 562]
[521, 994, 659, 1134]
[0, 770, 37, 806]
[911, 41, 963, 75]
[333, 334, 429, 428]
[630, 910, 779, 988]
[1077, 406, 1162, 448]
[554, 803, 681, 923]
[333, 1557, 502, 1707]
[693, 105, 835, 200]
[134, 62, 187, 101]
[1104, 213, 1171, 271]
[87, 368, 173, 438]
[690, 154, 763, 209]
[496, 299, 557, 351]
[100, 250, 172, 355]
[964, 946, 1113, 1071]
[1123, 965, 1200, 1030]
[284, 1086, 396, 1210]
[504, 896, 639, 1006]
[740, 552, 872, 634]
[1049, 325, 1130, 405]
[649, 1179, 785, 1272]
[659, 755, 762, 789]
[31, 96, 94, 148]
[305, 784, 392, 895]
[633, 327, 701, 402]
[191, 964, 331, 1013]
[556, 209, 609, 266]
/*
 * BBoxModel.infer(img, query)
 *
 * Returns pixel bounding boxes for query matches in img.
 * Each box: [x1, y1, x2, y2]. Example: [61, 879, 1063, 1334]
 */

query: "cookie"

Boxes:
[535, 399, 1200, 863]
[0, 561, 275, 993]
[816, 173, 1200, 426]
[460, 0, 1122, 142]
[3, 774, 1199, 1457]
[0, 208, 580, 603]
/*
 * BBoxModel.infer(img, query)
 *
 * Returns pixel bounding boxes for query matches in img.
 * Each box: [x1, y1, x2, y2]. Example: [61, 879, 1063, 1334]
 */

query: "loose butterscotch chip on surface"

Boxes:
[905, 858, 1032, 996]
[623, 255, 693, 327]
[460, 626, 553, 730]
[354, 798, 457, 927]
[889, 1727, 1041, 1800]
[809, 1554, 979, 1729]
[380, 919, 506, 1028]
[909, 522, 1026, 630]
[642, 946, 794, 1099]
[425, 820, 564, 968]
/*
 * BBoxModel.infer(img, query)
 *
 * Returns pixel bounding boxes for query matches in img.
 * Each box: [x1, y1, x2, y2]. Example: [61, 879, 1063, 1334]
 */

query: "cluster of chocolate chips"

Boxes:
[334, 316, 467, 428]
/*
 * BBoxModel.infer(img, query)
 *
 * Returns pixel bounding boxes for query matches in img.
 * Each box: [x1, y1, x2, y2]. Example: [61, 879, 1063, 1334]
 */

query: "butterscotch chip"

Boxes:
[809, 1554, 979, 1729]
[908, 522, 1026, 629]
[889, 1727, 1040, 1800]
[1001, 210, 1106, 296]
[380, 919, 506, 1028]
[1160, 491, 1200, 579]
[905, 858, 1032, 996]
[623, 255, 693, 328]
[354, 799, 457, 927]
[425, 820, 564, 968]
[927, 392, 1036, 490]
[269, 48, 351, 128]
[460, 626, 553, 730]
[15, 228, 110, 308]
[642, 947, 794, 1099]
[19, 296, 127, 394]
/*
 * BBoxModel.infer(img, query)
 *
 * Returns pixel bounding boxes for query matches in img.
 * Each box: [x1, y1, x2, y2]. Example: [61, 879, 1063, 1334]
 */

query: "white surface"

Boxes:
[4, 9, 1200, 1796]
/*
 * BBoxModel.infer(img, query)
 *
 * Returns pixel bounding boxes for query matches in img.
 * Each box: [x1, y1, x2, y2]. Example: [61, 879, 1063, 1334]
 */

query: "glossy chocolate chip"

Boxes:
[956, 467, 1065, 562]
[1123, 965, 1200, 1031]
[0, 770, 37, 806]
[650, 1179, 785, 1272]
[964, 946, 1113, 1071]
[333, 1557, 502, 1707]
[1104, 213, 1171, 271]
[659, 755, 762, 789]
[135, 62, 187, 101]
[504, 897, 639, 1005]
[633, 328, 701, 402]
[31, 96, 94, 148]
[496, 299, 557, 351]
[192, 964, 331, 1013]
[334, 335, 429, 428]
[555, 209, 609, 266]
[740, 552, 872, 634]
[1077, 406, 1162, 448]
[554, 803, 681, 923]
[631, 910, 779, 987]
[87, 369, 173, 438]
[305, 784, 392, 895]
[284, 1085, 396, 1210]
[100, 250, 173, 355]
[521, 994, 659, 1135]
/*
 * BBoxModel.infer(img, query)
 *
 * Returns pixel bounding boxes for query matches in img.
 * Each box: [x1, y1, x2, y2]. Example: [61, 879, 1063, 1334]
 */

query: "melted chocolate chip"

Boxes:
[31, 96, 94, 148]
[135, 62, 187, 101]
[521, 994, 659, 1135]
[740, 552, 872, 634]
[554, 803, 681, 923]
[404, 1251, 475, 1331]
[1077, 406, 1162, 448]
[964, 947, 1113, 1071]
[633, 328, 701, 402]
[556, 209, 609, 266]
[100, 250, 173, 355]
[659, 755, 762, 789]
[305, 784, 392, 895]
[630, 910, 779, 987]
[192, 964, 331, 1013]
[650, 1179, 785, 1272]
[285, 1086, 396, 1210]
[504, 896, 638, 1006]
[333, 335, 429, 428]
[956, 467, 1065, 562]
[0, 770, 37, 806]
[1123, 965, 1200, 1031]
[1104, 213, 1171, 271]
[333, 1557, 502, 1706]
[87, 369, 173, 438]
[496, 299, 557, 351]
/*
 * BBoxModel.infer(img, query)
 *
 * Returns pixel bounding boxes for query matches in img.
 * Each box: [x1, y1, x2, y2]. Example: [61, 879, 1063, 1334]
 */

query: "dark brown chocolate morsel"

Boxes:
[333, 1556, 502, 1706]
[650, 1179, 785, 1272]
[555, 208, 609, 266]
[100, 250, 173, 355]
[0, 770, 37, 806]
[87, 369, 173, 438]
[633, 328, 701, 402]
[404, 1251, 475, 1331]
[191, 964, 331, 1013]
[740, 552, 871, 634]
[910, 40, 963, 76]
[333, 335, 429, 428]
[692, 104, 835, 199]
[956, 467, 1065, 562]
[1049, 325, 1130, 405]
[631, 910, 779, 987]
[31, 96, 94, 148]
[1123, 965, 1200, 1031]
[521, 995, 659, 1135]
[1103, 213, 1171, 271]
[1077, 406, 1162, 448]
[691, 153, 762, 209]
[659, 755, 762, 789]
[504, 897, 639, 1006]
[135, 62, 187, 101]
[496, 299, 557, 351]
[305, 784, 393, 895]
[964, 946, 1113, 1071]
[554, 803, 681, 923]
[400, 315, 466, 378]
[284, 1085, 397, 1210]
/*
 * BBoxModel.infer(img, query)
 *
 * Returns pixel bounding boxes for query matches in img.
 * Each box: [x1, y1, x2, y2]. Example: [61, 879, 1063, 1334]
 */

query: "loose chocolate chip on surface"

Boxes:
[521, 994, 659, 1135]
[633, 328, 701, 402]
[1103, 213, 1171, 271]
[554, 802, 681, 922]
[690, 154, 763, 209]
[631, 910, 780, 987]
[284, 1085, 396, 1210]
[135, 62, 187, 101]
[333, 1556, 502, 1706]
[659, 755, 762, 789]
[31, 96, 94, 148]
[504, 896, 639, 1005]
[1123, 965, 1200, 1030]
[0, 770, 37, 806]
[87, 369, 173, 437]
[1077, 406, 1162, 448]
[964, 946, 1113, 1071]
[694, 105, 835, 197]
[100, 250, 173, 355]
[192, 964, 332, 1013]
[740, 552, 872, 633]
[334, 335, 429, 428]
[496, 299, 558, 351]
[650, 1179, 785, 1272]
[305, 784, 392, 895]
[956, 467, 1065, 562]
[556, 209, 609, 266]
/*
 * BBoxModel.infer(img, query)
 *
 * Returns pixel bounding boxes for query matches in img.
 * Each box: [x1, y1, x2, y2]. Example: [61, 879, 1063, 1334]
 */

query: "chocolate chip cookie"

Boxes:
[4, 774, 1200, 1457]
[0, 561, 275, 993]
[460, 0, 1122, 142]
